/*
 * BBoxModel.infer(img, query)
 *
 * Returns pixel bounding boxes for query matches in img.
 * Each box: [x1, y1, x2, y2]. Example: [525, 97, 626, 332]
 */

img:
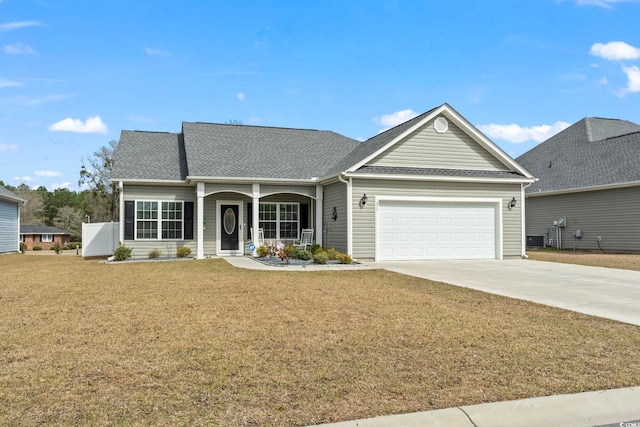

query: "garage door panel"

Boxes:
[378, 201, 497, 261]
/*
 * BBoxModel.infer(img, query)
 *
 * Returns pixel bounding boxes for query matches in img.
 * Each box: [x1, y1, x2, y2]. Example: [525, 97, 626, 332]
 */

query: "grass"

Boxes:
[1, 255, 640, 426]
[527, 248, 640, 271]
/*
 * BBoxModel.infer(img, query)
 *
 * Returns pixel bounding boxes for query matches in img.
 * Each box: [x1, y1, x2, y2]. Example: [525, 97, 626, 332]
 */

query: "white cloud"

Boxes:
[49, 116, 108, 134]
[0, 143, 18, 151]
[5, 43, 35, 54]
[145, 47, 170, 56]
[0, 21, 43, 32]
[35, 170, 62, 178]
[0, 78, 21, 87]
[375, 109, 419, 127]
[478, 121, 571, 143]
[598, 76, 609, 85]
[576, 0, 636, 8]
[622, 65, 640, 92]
[51, 182, 71, 190]
[14, 176, 33, 183]
[590, 41, 640, 60]
[236, 92, 245, 101]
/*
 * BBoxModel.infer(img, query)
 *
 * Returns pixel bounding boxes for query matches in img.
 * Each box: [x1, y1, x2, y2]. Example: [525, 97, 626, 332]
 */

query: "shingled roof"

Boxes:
[20, 225, 71, 235]
[0, 186, 24, 203]
[516, 118, 640, 194]
[182, 122, 360, 179]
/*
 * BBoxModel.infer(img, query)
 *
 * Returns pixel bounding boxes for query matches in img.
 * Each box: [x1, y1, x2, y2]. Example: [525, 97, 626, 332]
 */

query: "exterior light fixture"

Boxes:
[332, 207, 338, 221]
[508, 197, 517, 210]
[359, 193, 368, 208]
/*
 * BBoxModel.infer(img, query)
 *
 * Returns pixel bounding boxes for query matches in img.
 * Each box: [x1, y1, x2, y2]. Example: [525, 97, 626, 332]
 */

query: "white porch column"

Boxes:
[252, 183, 260, 254]
[315, 184, 323, 247]
[197, 182, 205, 259]
[118, 181, 124, 244]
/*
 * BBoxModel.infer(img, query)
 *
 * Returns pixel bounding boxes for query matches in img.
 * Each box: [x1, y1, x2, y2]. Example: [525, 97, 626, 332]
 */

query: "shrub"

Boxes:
[148, 248, 162, 259]
[326, 247, 338, 260]
[335, 252, 353, 264]
[52, 243, 62, 255]
[64, 242, 81, 250]
[113, 243, 133, 261]
[32, 246, 42, 251]
[313, 252, 328, 264]
[19, 242, 26, 253]
[292, 249, 312, 260]
[176, 246, 192, 258]
[277, 245, 295, 264]
[255, 245, 270, 258]
[308, 243, 322, 254]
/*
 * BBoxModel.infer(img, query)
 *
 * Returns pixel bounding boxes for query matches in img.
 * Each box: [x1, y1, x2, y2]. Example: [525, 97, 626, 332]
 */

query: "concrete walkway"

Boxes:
[309, 387, 640, 427]
[225, 256, 640, 426]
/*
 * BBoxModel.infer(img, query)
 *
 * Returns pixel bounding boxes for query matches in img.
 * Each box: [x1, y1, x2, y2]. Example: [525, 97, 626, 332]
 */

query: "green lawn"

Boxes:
[1, 254, 639, 426]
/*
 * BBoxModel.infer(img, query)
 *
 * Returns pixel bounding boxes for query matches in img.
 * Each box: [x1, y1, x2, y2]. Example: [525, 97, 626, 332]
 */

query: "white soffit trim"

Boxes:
[116, 178, 192, 186]
[344, 172, 535, 184]
[187, 176, 319, 184]
[526, 180, 640, 197]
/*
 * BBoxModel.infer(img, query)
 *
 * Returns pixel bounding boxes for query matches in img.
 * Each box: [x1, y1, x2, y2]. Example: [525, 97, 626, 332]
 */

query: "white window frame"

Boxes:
[41, 234, 53, 242]
[258, 202, 300, 240]
[134, 200, 184, 241]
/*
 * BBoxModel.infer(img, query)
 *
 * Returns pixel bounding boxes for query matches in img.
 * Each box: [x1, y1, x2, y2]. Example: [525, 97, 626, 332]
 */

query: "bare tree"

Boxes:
[79, 140, 119, 222]
[14, 184, 44, 225]
[54, 206, 83, 236]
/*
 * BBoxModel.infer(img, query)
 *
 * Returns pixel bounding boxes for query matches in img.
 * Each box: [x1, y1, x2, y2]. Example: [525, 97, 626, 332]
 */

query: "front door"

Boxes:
[220, 203, 239, 252]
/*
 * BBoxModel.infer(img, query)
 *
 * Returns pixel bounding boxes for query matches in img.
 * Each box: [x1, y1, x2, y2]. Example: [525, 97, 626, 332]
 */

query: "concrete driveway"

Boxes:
[376, 259, 640, 327]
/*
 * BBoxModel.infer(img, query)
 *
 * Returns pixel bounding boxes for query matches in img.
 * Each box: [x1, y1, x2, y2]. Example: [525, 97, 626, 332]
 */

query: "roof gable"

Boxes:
[328, 104, 532, 179]
[517, 117, 640, 194]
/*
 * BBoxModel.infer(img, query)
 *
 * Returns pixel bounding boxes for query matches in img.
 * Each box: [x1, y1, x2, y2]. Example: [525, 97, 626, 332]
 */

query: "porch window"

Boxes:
[259, 202, 299, 240]
[41, 234, 53, 242]
[135, 201, 184, 240]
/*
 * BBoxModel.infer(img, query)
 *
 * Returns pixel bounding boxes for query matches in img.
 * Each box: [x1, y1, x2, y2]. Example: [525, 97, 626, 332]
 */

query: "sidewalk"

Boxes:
[308, 387, 640, 427]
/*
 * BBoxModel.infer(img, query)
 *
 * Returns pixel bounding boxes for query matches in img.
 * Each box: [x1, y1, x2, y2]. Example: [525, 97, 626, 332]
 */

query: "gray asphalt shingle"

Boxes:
[353, 165, 525, 179]
[20, 225, 71, 235]
[516, 118, 640, 194]
[112, 131, 187, 181]
[0, 186, 24, 203]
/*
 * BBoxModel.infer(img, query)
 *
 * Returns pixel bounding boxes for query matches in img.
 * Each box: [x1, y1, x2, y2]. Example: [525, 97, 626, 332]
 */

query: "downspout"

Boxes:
[337, 174, 352, 256]
[521, 181, 533, 259]
[118, 181, 124, 245]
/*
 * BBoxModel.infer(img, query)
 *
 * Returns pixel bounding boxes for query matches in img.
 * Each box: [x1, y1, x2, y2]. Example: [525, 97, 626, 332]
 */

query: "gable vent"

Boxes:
[434, 117, 448, 133]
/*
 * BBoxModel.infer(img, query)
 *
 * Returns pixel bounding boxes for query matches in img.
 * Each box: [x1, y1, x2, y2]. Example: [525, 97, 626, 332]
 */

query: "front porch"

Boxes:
[195, 182, 323, 259]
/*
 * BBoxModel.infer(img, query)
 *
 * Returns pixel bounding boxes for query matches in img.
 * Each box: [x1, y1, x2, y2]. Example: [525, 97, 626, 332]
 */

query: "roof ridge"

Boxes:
[187, 121, 321, 132]
[131, 130, 174, 134]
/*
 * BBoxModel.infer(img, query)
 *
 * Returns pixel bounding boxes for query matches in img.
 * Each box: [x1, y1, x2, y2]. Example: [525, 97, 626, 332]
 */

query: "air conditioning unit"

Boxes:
[526, 235, 545, 248]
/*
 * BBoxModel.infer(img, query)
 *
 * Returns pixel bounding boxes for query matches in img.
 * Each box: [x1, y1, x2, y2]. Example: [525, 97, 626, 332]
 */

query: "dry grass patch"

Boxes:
[528, 249, 640, 271]
[1, 255, 640, 426]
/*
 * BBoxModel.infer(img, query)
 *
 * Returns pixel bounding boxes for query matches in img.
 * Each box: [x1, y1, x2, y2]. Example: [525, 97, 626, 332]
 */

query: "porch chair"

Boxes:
[295, 228, 314, 250]
[251, 227, 265, 246]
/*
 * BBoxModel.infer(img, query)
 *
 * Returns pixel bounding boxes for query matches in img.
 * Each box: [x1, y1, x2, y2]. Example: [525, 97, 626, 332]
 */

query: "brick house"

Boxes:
[20, 225, 72, 251]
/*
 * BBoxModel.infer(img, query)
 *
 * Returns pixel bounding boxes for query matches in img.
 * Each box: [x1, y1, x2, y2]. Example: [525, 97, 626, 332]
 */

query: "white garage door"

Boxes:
[377, 201, 497, 261]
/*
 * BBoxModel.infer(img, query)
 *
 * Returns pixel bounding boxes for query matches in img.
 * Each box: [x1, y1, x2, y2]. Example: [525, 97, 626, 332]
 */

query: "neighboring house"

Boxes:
[0, 187, 24, 254]
[112, 104, 535, 261]
[20, 225, 72, 251]
[517, 117, 640, 252]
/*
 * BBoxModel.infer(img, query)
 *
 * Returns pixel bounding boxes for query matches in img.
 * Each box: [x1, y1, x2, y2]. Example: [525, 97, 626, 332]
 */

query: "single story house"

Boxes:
[0, 187, 24, 254]
[517, 117, 640, 252]
[20, 225, 72, 251]
[112, 103, 535, 261]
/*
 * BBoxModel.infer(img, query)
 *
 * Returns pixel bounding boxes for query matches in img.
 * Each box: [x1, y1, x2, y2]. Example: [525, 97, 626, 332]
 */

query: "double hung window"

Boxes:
[135, 201, 183, 240]
[258, 202, 299, 240]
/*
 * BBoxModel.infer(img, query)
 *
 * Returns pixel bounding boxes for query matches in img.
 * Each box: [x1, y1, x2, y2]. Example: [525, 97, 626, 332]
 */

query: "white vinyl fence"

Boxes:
[82, 222, 120, 257]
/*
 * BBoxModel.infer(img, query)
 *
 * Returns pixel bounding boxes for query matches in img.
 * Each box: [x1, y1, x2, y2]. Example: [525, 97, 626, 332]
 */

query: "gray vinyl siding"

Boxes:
[351, 179, 523, 260]
[369, 119, 509, 171]
[122, 185, 197, 258]
[0, 200, 19, 253]
[322, 181, 348, 252]
[205, 183, 252, 197]
[525, 186, 640, 252]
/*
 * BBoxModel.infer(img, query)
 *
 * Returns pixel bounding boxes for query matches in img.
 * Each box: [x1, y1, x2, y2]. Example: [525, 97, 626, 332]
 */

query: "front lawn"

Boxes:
[528, 249, 640, 271]
[1, 255, 639, 426]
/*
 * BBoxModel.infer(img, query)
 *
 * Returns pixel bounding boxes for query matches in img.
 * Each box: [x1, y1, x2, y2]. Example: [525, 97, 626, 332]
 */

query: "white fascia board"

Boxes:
[526, 180, 640, 198]
[0, 194, 26, 203]
[346, 105, 446, 173]
[344, 172, 536, 184]
[116, 178, 191, 186]
[186, 176, 318, 185]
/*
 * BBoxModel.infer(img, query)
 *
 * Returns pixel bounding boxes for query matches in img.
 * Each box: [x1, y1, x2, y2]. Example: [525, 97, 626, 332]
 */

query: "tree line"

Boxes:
[1, 140, 119, 240]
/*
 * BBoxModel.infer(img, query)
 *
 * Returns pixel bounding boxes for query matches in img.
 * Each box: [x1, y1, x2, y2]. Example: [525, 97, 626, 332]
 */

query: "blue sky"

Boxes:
[1, 0, 639, 191]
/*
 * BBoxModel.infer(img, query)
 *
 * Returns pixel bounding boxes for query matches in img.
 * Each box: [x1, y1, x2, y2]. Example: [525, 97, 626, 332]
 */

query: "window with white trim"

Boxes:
[41, 234, 53, 242]
[259, 202, 299, 240]
[135, 201, 183, 240]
